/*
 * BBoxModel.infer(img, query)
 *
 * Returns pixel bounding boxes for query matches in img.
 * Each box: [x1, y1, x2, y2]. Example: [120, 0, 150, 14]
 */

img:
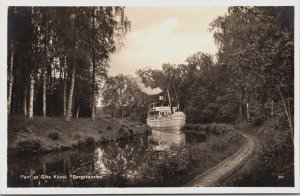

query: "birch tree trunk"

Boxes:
[71, 93, 75, 118]
[7, 45, 14, 117]
[246, 102, 250, 121]
[42, 68, 47, 117]
[23, 89, 27, 116]
[76, 105, 80, 119]
[278, 86, 294, 143]
[91, 52, 96, 121]
[28, 74, 35, 119]
[43, 11, 48, 117]
[91, 9, 96, 122]
[91, 51, 96, 121]
[63, 55, 67, 117]
[65, 64, 76, 122]
[271, 99, 274, 117]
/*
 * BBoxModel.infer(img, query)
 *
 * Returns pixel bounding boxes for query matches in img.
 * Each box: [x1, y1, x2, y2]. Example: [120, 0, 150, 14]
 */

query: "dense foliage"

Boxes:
[7, 7, 130, 120]
[101, 74, 156, 121]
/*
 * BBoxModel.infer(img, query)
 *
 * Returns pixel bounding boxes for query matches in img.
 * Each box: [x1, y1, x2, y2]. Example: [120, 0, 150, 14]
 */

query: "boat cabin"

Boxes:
[148, 101, 178, 118]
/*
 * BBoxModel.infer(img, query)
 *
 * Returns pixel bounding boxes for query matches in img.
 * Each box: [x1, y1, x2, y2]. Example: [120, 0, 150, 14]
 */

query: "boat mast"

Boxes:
[172, 80, 180, 110]
[166, 72, 172, 108]
[167, 88, 171, 108]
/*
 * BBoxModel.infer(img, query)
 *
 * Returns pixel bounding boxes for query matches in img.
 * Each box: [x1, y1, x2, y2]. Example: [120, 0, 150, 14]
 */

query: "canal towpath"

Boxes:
[184, 133, 256, 187]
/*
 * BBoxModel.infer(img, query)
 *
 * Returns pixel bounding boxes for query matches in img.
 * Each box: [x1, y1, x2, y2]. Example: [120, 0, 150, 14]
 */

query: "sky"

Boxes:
[108, 7, 228, 76]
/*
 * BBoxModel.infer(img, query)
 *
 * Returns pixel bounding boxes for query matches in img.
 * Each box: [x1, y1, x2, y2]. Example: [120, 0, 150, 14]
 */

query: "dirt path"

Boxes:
[184, 133, 256, 187]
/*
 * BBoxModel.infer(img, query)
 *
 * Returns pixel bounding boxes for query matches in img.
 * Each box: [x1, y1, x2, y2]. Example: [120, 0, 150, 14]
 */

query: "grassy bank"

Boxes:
[8, 115, 149, 155]
[220, 119, 294, 187]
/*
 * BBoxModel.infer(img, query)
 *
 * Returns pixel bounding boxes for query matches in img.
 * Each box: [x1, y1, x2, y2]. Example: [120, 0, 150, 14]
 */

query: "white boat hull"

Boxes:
[146, 112, 186, 130]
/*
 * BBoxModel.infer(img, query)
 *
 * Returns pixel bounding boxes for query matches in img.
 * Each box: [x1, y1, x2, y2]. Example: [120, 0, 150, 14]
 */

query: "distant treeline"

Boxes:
[7, 7, 130, 121]
[101, 7, 294, 142]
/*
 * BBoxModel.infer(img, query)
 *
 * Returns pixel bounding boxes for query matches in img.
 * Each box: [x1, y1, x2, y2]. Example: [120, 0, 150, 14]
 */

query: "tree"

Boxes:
[8, 7, 34, 117]
[7, 42, 14, 117]
[210, 6, 294, 141]
[28, 74, 35, 119]
[88, 7, 130, 121]
[102, 75, 150, 121]
[7, 7, 130, 122]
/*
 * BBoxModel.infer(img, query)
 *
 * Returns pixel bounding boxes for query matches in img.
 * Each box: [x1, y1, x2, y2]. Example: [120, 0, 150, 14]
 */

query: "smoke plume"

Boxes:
[135, 77, 162, 95]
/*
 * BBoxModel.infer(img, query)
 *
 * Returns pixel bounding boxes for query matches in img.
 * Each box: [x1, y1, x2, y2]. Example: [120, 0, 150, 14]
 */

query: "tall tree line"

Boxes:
[7, 7, 130, 121]
[129, 6, 294, 141]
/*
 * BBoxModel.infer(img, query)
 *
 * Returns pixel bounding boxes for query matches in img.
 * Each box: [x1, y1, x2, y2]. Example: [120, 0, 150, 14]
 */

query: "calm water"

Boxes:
[8, 129, 202, 187]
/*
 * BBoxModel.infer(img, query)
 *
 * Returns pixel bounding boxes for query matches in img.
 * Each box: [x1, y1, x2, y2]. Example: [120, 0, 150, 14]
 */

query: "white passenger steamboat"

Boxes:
[146, 91, 186, 131]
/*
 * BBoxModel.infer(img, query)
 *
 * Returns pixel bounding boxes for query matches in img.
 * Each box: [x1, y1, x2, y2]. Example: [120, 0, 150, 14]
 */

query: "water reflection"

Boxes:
[150, 129, 186, 151]
[8, 129, 203, 187]
[8, 135, 150, 187]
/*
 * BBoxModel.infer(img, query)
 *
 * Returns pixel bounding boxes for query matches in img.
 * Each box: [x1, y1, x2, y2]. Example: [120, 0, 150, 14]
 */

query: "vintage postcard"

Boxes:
[0, 0, 299, 194]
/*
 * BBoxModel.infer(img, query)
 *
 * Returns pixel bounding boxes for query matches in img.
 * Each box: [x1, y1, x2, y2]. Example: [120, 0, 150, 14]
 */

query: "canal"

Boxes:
[8, 129, 203, 187]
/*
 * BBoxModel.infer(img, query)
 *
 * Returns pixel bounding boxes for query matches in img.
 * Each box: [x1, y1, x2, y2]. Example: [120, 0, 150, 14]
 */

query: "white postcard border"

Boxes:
[0, 0, 299, 194]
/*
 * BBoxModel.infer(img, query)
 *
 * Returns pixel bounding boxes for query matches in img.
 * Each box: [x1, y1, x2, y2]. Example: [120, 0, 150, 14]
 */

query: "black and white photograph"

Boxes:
[0, 0, 299, 194]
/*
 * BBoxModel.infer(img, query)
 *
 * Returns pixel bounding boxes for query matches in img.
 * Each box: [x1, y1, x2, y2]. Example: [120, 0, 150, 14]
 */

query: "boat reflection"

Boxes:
[150, 128, 186, 151]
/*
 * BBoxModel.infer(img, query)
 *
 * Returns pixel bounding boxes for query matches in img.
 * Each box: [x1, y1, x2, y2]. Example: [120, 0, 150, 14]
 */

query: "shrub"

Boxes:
[252, 117, 264, 126]
[216, 103, 239, 123]
[16, 139, 42, 154]
[100, 136, 106, 142]
[191, 132, 206, 142]
[77, 137, 96, 148]
[24, 126, 33, 133]
[119, 127, 125, 134]
[205, 125, 210, 134]
[85, 137, 96, 147]
[48, 132, 59, 140]
[106, 126, 112, 130]
[137, 144, 194, 186]
[129, 129, 133, 135]
[77, 140, 85, 147]
[162, 145, 193, 178]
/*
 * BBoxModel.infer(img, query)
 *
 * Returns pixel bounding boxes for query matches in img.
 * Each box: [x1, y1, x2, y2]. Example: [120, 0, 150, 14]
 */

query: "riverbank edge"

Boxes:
[9, 131, 149, 156]
[7, 115, 150, 156]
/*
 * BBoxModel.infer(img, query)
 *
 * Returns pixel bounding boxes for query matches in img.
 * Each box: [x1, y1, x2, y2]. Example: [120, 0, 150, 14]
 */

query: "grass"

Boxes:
[8, 115, 149, 155]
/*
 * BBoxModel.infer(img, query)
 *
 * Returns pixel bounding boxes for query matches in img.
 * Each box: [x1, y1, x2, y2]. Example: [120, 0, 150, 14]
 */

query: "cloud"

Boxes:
[109, 7, 227, 76]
